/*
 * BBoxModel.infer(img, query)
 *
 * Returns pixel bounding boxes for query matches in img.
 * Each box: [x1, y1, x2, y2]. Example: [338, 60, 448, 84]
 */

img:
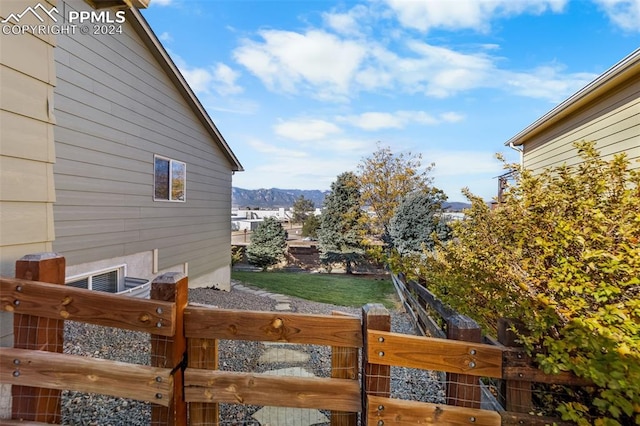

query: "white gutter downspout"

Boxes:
[509, 141, 524, 169]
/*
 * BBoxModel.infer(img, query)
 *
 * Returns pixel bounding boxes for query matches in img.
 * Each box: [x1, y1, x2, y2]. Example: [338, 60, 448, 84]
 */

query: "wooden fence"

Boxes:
[0, 253, 579, 425]
[391, 273, 591, 425]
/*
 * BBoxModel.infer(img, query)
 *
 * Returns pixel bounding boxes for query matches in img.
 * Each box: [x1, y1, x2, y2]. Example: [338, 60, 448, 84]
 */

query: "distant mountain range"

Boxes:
[232, 187, 329, 209]
[442, 201, 471, 211]
[232, 187, 470, 211]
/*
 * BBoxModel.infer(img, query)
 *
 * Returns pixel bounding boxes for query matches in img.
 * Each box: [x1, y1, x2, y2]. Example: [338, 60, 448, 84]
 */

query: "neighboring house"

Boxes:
[1, 0, 242, 347]
[504, 48, 640, 174]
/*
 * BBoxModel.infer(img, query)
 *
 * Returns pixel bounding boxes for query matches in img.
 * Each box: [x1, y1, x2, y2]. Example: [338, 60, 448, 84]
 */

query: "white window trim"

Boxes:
[65, 264, 126, 291]
[154, 155, 187, 202]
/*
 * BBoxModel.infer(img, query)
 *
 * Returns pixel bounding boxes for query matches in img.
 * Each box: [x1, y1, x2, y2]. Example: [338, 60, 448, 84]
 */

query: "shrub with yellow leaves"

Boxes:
[416, 141, 639, 425]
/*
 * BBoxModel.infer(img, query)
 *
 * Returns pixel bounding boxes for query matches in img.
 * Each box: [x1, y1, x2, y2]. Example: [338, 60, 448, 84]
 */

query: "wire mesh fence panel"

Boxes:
[61, 321, 153, 426]
[389, 366, 446, 404]
[10, 253, 66, 423]
[12, 312, 65, 423]
[211, 340, 352, 426]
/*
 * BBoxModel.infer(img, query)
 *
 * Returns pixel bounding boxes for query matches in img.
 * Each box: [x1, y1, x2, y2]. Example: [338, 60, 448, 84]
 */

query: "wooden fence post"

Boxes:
[331, 311, 359, 426]
[11, 253, 65, 423]
[12, 252, 66, 423]
[446, 314, 482, 409]
[150, 272, 188, 426]
[362, 303, 391, 426]
[498, 318, 532, 413]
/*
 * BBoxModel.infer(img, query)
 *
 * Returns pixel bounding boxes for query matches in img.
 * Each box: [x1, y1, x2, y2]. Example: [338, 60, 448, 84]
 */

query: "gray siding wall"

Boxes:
[52, 0, 233, 283]
[523, 75, 640, 173]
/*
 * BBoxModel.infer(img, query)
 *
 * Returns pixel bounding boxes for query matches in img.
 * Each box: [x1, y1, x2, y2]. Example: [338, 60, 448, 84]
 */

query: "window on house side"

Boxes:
[154, 155, 186, 202]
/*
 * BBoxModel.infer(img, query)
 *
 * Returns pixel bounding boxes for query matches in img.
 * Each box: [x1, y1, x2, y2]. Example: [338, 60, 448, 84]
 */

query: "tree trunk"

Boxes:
[345, 260, 353, 274]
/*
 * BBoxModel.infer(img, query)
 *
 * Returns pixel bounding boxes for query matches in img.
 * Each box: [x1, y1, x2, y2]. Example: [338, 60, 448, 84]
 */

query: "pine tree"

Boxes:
[318, 172, 365, 274]
[246, 217, 287, 270]
[292, 195, 315, 224]
[301, 214, 321, 239]
[388, 188, 450, 255]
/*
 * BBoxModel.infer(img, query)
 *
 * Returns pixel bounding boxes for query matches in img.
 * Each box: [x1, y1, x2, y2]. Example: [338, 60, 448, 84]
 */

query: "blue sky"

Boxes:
[141, 0, 640, 202]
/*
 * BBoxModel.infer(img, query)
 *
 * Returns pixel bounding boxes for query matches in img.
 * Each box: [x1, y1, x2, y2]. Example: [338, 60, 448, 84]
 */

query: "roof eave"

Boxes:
[505, 48, 640, 148]
[86, 0, 150, 10]
[126, 8, 244, 172]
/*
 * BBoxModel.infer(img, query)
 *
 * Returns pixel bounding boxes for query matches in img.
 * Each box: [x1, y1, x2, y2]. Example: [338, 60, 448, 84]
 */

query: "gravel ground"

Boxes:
[61, 281, 445, 425]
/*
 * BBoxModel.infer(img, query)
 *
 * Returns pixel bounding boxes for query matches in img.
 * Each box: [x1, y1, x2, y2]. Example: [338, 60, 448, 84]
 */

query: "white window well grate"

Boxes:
[66, 265, 125, 293]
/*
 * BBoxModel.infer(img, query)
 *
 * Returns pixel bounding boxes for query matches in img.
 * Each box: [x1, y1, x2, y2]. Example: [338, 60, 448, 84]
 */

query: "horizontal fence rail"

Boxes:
[502, 349, 593, 385]
[367, 395, 502, 426]
[0, 347, 173, 407]
[367, 330, 503, 378]
[1, 277, 176, 336]
[184, 305, 363, 347]
[392, 274, 450, 338]
[184, 369, 361, 412]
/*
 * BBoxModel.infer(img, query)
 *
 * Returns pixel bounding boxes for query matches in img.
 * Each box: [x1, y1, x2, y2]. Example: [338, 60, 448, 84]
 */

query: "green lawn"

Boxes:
[231, 271, 398, 309]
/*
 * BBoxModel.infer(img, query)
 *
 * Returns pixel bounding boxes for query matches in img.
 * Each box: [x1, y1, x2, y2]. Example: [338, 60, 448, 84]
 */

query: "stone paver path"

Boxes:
[230, 282, 329, 426]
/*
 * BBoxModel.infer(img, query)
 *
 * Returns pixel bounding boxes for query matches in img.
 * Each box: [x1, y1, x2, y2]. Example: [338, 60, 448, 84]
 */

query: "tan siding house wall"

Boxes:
[523, 77, 640, 172]
[0, 0, 58, 274]
[52, 0, 234, 289]
[506, 49, 640, 176]
[0, 0, 58, 415]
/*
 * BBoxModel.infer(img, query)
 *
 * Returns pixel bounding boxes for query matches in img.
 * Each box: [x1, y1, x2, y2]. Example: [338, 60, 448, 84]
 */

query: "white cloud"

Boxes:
[440, 112, 465, 123]
[396, 41, 495, 97]
[322, 4, 370, 36]
[199, 96, 259, 115]
[426, 150, 503, 177]
[322, 137, 372, 154]
[274, 118, 342, 141]
[233, 29, 491, 99]
[170, 52, 244, 97]
[230, 5, 594, 105]
[500, 65, 597, 103]
[342, 112, 406, 130]
[593, 0, 640, 32]
[159, 31, 172, 42]
[247, 139, 308, 158]
[234, 135, 365, 191]
[422, 149, 506, 200]
[234, 154, 358, 191]
[233, 26, 590, 103]
[354, 44, 396, 89]
[179, 67, 212, 94]
[212, 63, 243, 95]
[339, 110, 464, 131]
[373, 40, 595, 101]
[233, 29, 367, 101]
[383, 0, 567, 33]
